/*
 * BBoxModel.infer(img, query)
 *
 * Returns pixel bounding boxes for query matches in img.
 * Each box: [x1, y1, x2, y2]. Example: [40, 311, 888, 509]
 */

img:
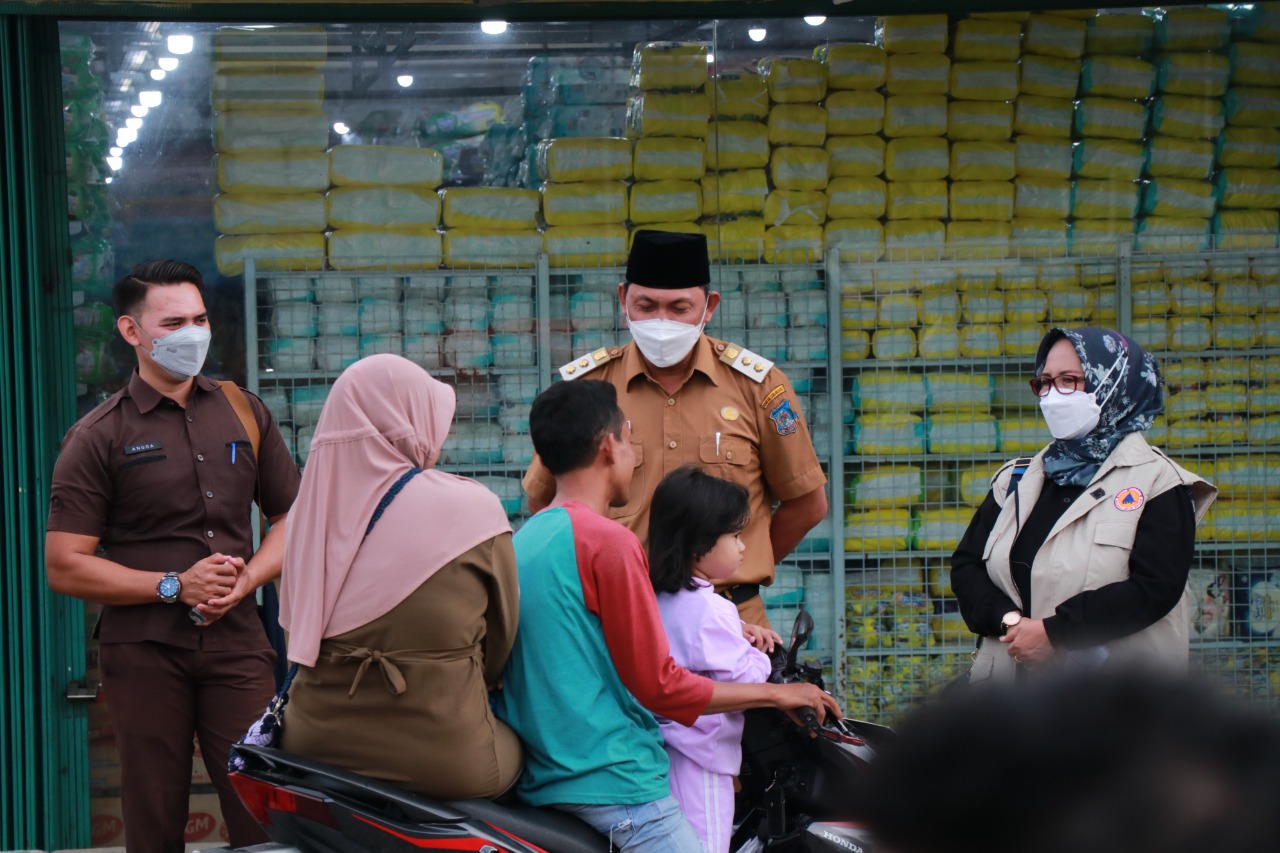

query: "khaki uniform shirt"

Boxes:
[47, 371, 301, 650]
[523, 335, 827, 588]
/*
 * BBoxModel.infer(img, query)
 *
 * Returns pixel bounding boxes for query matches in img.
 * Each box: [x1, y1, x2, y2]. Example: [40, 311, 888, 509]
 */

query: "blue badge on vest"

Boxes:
[770, 400, 798, 436]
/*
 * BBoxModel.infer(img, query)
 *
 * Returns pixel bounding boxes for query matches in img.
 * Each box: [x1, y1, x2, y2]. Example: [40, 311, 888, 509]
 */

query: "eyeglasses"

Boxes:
[1029, 374, 1084, 397]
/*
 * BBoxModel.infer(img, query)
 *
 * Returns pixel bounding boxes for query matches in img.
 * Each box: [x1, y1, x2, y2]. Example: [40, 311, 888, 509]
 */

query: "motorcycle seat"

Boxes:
[444, 797, 612, 853]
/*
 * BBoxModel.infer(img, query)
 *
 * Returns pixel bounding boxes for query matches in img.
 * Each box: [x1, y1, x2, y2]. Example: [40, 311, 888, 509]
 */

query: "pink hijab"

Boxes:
[279, 354, 511, 666]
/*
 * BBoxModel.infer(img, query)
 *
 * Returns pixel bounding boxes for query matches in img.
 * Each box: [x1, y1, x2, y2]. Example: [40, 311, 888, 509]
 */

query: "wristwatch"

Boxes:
[999, 611, 1022, 636]
[157, 571, 182, 604]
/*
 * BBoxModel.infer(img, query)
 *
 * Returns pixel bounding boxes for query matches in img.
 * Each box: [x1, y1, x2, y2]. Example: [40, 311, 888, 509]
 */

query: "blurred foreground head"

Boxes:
[855, 672, 1280, 853]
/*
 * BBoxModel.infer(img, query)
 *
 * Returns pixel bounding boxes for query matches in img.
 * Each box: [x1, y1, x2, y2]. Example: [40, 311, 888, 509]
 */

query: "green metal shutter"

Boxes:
[1, 14, 87, 850]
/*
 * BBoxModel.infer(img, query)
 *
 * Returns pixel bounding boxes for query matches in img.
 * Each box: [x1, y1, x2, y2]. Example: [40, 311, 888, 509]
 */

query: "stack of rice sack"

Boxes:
[521, 54, 631, 187]
[702, 72, 770, 262]
[538, 136, 631, 269]
[625, 43, 711, 250]
[211, 26, 330, 279]
[437, 182, 541, 271]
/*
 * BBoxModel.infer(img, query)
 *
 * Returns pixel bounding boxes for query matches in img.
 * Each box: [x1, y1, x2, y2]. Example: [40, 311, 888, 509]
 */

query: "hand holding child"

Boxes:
[742, 622, 782, 653]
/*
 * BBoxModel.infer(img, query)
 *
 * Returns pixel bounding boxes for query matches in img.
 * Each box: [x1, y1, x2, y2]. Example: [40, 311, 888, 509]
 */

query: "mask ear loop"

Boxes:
[1094, 347, 1130, 413]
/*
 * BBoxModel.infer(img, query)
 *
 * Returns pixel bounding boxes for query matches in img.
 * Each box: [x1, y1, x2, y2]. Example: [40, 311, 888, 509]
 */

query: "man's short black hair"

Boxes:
[529, 380, 625, 476]
[112, 259, 206, 319]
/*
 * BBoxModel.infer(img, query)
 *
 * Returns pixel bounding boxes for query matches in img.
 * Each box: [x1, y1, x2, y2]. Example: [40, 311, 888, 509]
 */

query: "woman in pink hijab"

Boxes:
[279, 354, 521, 799]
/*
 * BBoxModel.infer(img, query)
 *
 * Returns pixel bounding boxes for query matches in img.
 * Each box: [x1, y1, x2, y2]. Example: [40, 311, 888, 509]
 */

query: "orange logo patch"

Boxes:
[1114, 487, 1145, 511]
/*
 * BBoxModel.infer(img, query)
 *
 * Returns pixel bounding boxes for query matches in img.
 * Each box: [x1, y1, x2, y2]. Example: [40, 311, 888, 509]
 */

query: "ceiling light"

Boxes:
[748, 26, 767, 42]
[117, 127, 137, 145]
[804, 16, 827, 26]
[104, 176, 113, 184]
[707, 53, 715, 63]
[130, 105, 148, 118]
[480, 20, 508, 35]
[126, 117, 142, 129]
[333, 121, 350, 135]
[109, 146, 122, 157]
[166, 34, 193, 55]
[150, 69, 166, 81]
[158, 57, 178, 71]
[106, 157, 123, 171]
[139, 90, 162, 108]
[396, 75, 413, 88]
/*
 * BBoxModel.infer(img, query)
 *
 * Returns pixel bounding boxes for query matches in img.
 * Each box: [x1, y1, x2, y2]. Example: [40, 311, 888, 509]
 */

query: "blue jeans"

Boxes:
[556, 796, 705, 853]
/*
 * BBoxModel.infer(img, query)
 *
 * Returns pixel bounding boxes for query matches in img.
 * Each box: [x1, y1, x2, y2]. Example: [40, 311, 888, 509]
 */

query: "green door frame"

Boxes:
[1, 13, 83, 850]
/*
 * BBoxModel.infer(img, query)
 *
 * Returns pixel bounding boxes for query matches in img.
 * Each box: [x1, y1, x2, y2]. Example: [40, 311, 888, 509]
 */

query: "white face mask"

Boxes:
[1038, 353, 1126, 441]
[626, 305, 707, 368]
[133, 319, 211, 380]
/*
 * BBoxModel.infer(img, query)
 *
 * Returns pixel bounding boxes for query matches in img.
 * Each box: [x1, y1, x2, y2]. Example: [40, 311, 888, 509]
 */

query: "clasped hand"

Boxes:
[1000, 616, 1054, 665]
[183, 553, 251, 627]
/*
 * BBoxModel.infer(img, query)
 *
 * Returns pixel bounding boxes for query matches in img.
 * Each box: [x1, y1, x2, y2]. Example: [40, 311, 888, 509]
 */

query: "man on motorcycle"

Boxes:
[494, 380, 840, 853]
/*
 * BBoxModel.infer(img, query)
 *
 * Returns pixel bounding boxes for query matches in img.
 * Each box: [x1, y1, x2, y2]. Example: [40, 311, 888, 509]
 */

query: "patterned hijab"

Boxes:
[1035, 327, 1164, 487]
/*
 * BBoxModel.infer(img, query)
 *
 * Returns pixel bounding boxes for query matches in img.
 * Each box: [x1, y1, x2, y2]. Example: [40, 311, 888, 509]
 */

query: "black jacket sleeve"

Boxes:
[951, 491, 1022, 637]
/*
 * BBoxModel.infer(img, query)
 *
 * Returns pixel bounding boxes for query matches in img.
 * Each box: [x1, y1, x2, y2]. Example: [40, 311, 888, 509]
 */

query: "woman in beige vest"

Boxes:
[952, 327, 1216, 684]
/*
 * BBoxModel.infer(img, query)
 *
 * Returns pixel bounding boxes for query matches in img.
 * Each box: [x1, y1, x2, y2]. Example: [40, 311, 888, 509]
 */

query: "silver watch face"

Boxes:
[158, 575, 180, 601]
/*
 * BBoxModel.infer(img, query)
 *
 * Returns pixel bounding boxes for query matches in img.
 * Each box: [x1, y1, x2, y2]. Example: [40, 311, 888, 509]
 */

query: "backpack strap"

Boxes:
[218, 381, 261, 459]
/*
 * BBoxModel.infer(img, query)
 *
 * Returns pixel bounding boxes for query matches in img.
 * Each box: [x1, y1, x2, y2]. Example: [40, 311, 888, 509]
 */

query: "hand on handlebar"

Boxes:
[775, 682, 843, 734]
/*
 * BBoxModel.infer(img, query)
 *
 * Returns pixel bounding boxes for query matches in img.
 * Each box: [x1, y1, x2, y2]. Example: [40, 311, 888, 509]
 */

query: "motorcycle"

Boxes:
[226, 611, 890, 853]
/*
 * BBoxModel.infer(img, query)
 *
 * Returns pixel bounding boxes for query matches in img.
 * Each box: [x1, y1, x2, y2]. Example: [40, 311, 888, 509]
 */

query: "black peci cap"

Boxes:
[625, 230, 712, 289]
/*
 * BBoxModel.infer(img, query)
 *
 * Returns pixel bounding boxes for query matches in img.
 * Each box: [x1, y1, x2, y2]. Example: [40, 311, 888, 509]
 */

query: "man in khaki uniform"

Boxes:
[523, 230, 828, 627]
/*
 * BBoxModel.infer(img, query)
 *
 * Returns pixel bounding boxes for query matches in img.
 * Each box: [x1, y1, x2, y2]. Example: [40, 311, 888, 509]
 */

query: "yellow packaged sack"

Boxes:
[1207, 358, 1250, 385]
[770, 146, 830, 191]
[537, 137, 632, 182]
[947, 101, 1015, 141]
[704, 121, 770, 170]
[1071, 179, 1139, 219]
[765, 225, 823, 264]
[950, 62, 1019, 101]
[439, 188, 540, 232]
[1164, 357, 1208, 386]
[1154, 52, 1231, 97]
[543, 225, 629, 268]
[326, 187, 441, 231]
[883, 95, 948, 137]
[917, 508, 979, 551]
[877, 15, 949, 54]
[872, 328, 919, 360]
[958, 464, 1003, 507]
[998, 265, 1040, 290]
[1014, 96, 1074, 139]
[1214, 457, 1280, 498]
[1011, 218, 1069, 255]
[884, 219, 945, 260]
[946, 221, 1012, 259]
[817, 43, 888, 91]
[767, 103, 828, 147]
[541, 180, 628, 226]
[629, 179, 702, 224]
[1217, 128, 1280, 168]
[760, 57, 828, 103]
[1068, 219, 1134, 256]
[885, 53, 951, 95]
[212, 25, 327, 69]
[844, 508, 915, 552]
[1216, 167, 1280, 209]
[214, 110, 328, 152]
[1005, 322, 1049, 355]
[1130, 318, 1170, 350]
[1004, 290, 1047, 322]
[627, 92, 710, 138]
[885, 137, 949, 181]
[1252, 257, 1280, 283]
[826, 219, 885, 263]
[918, 325, 961, 357]
[1214, 210, 1280, 251]
[1133, 283, 1171, 316]
[877, 294, 920, 328]
[1074, 97, 1149, 140]
[1085, 13, 1154, 56]
[825, 90, 887, 136]
[1019, 54, 1082, 99]
[1048, 285, 1097, 321]
[953, 19, 1023, 62]
[1150, 96, 1226, 140]
[329, 145, 443, 189]
[1015, 136, 1073, 179]
[216, 151, 330, 194]
[1135, 217, 1210, 253]
[827, 136, 886, 178]
[1145, 137, 1215, 179]
[1024, 14, 1087, 59]
[1225, 87, 1280, 127]
[843, 295, 882, 329]
[633, 137, 704, 181]
[215, 233, 325, 276]
[930, 411, 999, 451]
[999, 416, 1052, 452]
[950, 141, 1015, 181]
[1214, 317, 1259, 348]
[950, 181, 1014, 220]
[711, 74, 769, 119]
[1168, 317, 1213, 352]
[1141, 178, 1215, 218]
[1217, 281, 1265, 315]
[214, 192, 325, 235]
[1154, 7, 1230, 51]
[1080, 55, 1156, 100]
[1015, 177, 1072, 218]
[887, 180, 948, 220]
[1229, 42, 1280, 88]
[329, 228, 444, 271]
[847, 465, 925, 508]
[1250, 416, 1280, 444]
[1169, 280, 1215, 315]
[763, 189, 827, 226]
[925, 372, 994, 412]
[703, 217, 766, 262]
[826, 177, 887, 219]
[842, 329, 872, 360]
[441, 228, 540, 269]
[919, 290, 960, 325]
[211, 69, 325, 111]
[633, 42, 709, 91]
[1073, 138, 1144, 181]
[702, 169, 768, 217]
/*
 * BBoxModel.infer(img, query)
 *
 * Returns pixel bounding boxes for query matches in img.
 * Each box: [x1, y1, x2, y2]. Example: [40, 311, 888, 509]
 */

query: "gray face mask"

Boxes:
[132, 319, 211, 380]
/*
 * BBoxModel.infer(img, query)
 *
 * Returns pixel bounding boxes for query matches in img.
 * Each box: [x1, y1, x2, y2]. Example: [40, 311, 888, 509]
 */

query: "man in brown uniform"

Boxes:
[523, 230, 828, 627]
[45, 260, 300, 853]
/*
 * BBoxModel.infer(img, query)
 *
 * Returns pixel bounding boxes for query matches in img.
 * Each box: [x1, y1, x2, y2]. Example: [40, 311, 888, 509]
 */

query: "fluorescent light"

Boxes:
[396, 75, 413, 88]
[158, 57, 179, 71]
[480, 20, 508, 35]
[126, 117, 143, 129]
[804, 15, 827, 26]
[130, 105, 148, 118]
[106, 157, 123, 171]
[109, 146, 122, 157]
[117, 127, 137, 145]
[333, 121, 350, 135]
[150, 69, 166, 81]
[104, 176, 113, 184]
[139, 90, 162, 108]
[167, 34, 193, 55]
[748, 26, 767, 42]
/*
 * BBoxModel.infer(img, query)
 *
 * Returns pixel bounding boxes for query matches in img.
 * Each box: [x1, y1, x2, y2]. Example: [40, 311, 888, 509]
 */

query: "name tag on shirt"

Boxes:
[124, 441, 163, 455]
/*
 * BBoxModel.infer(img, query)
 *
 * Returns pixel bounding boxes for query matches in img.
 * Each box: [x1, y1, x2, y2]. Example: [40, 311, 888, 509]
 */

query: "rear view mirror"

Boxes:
[787, 610, 813, 671]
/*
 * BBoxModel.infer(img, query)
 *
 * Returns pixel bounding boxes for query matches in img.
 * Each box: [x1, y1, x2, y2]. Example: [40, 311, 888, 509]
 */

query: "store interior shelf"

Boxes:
[260, 366, 541, 382]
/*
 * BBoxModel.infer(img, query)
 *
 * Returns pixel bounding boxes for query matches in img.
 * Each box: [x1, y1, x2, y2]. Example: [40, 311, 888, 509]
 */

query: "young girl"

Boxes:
[649, 465, 781, 853]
